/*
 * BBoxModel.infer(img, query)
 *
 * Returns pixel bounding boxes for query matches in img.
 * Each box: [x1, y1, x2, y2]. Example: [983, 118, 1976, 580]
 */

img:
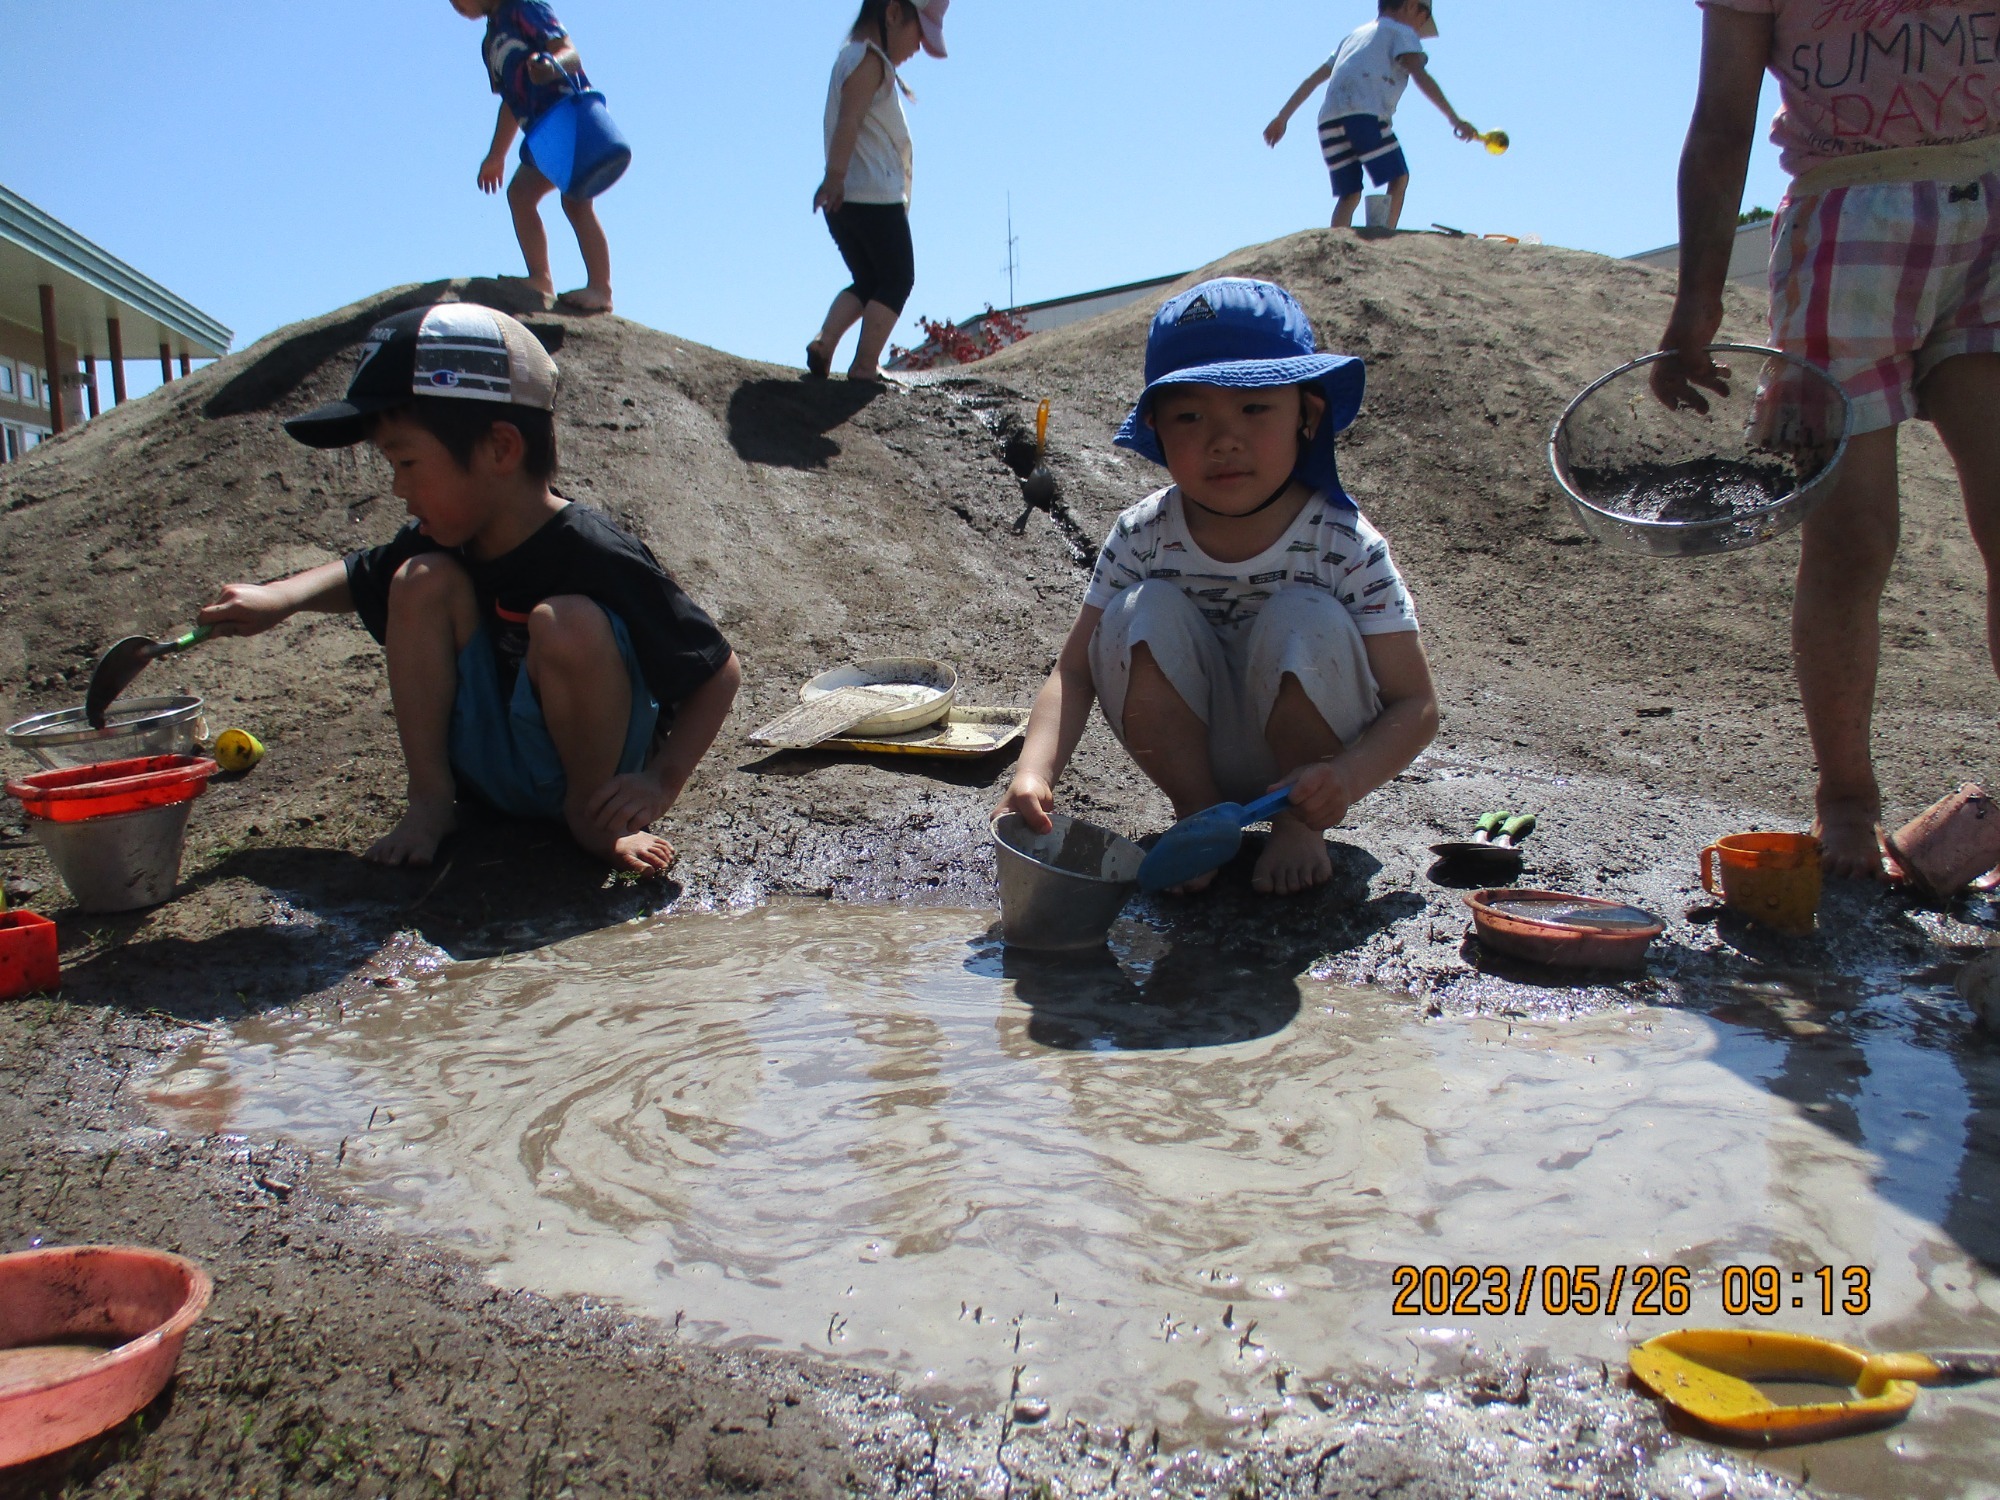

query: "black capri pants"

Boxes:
[826, 201, 915, 314]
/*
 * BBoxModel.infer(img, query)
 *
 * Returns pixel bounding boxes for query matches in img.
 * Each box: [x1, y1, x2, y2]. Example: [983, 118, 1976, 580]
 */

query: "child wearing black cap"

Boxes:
[996, 278, 1438, 895]
[197, 304, 740, 873]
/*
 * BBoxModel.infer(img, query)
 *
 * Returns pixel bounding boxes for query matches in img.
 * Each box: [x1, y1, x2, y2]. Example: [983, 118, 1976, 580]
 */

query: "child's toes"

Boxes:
[1252, 819, 1332, 895]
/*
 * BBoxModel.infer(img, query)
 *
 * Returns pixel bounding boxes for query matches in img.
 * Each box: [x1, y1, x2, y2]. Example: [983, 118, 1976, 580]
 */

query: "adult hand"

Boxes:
[813, 175, 845, 214]
[1651, 305, 1733, 413]
[995, 772, 1054, 835]
[1263, 117, 1288, 148]
[197, 583, 293, 638]
[1274, 760, 1353, 832]
[478, 151, 507, 194]
[586, 771, 672, 839]
[1451, 117, 1478, 142]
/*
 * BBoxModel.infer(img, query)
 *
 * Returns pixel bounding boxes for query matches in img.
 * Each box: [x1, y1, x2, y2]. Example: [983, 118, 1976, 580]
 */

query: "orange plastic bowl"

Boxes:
[0, 1246, 211, 1467]
[4, 756, 217, 826]
[1464, 889, 1665, 971]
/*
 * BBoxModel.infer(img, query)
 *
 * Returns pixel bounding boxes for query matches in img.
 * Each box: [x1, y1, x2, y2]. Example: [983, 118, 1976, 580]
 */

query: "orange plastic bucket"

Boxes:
[4, 756, 216, 825]
[1700, 831, 1822, 934]
[0, 912, 59, 1000]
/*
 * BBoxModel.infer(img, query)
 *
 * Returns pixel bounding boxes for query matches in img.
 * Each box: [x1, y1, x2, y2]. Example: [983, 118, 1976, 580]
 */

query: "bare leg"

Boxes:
[1123, 642, 1222, 892]
[810, 290, 866, 375]
[1385, 174, 1410, 230]
[557, 194, 613, 311]
[526, 596, 674, 873]
[1793, 426, 1899, 879]
[507, 162, 558, 297]
[371, 555, 479, 866]
[1255, 674, 1342, 895]
[1332, 191, 1362, 229]
[848, 300, 902, 382]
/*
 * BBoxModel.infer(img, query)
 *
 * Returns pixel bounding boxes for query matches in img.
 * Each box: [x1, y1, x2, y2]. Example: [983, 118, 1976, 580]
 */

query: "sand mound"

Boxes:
[1, 231, 1991, 952]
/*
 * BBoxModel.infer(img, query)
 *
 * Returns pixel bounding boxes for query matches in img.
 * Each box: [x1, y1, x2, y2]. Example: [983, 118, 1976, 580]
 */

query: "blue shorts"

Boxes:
[448, 611, 660, 821]
[1320, 113, 1408, 199]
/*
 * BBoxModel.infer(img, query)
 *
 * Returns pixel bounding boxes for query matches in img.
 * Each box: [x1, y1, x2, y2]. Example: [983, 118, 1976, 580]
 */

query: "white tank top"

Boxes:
[825, 39, 912, 207]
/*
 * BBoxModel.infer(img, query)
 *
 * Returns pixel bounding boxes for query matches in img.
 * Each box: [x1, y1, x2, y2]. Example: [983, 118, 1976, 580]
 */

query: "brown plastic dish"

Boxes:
[0, 1245, 212, 1467]
[1464, 889, 1665, 971]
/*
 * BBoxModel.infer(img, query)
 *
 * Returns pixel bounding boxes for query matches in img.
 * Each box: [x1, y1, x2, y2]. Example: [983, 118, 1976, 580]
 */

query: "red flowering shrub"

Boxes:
[891, 305, 1032, 369]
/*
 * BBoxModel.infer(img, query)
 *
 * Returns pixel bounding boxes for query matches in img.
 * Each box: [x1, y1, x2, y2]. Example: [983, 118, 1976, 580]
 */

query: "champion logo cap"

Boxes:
[284, 303, 559, 449]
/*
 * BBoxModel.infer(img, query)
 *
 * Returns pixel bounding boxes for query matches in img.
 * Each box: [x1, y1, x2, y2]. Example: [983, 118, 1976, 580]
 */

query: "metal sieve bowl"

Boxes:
[1548, 343, 1852, 558]
[5, 695, 208, 770]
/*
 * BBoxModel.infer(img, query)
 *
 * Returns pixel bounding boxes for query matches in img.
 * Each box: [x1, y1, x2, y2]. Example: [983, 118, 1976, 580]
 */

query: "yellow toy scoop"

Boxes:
[1630, 1329, 1999, 1446]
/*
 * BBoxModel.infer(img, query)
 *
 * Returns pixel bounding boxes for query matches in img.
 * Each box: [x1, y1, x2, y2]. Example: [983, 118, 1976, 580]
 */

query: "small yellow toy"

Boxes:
[213, 728, 266, 773]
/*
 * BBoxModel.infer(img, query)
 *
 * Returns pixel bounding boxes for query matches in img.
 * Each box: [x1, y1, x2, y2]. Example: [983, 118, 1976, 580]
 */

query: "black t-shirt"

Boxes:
[344, 504, 732, 711]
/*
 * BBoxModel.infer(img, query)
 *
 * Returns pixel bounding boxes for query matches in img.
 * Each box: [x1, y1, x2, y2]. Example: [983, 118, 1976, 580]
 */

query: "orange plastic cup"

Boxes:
[1700, 831, 1822, 934]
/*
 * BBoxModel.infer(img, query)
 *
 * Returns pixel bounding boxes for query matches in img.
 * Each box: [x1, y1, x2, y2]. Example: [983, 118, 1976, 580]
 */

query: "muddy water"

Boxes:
[149, 904, 2000, 1496]
[1571, 457, 1797, 524]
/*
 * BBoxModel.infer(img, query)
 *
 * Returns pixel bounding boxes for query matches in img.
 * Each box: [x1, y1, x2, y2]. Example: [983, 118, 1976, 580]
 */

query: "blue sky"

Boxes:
[9, 2, 1787, 390]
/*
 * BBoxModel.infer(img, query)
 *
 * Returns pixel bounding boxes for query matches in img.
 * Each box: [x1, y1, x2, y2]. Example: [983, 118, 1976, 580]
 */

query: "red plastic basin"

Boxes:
[4, 756, 217, 825]
[0, 912, 59, 999]
[1465, 888, 1666, 971]
[0, 1246, 211, 1467]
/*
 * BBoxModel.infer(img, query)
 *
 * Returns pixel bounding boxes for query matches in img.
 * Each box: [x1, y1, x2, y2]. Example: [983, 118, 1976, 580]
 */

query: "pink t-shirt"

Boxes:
[1701, 0, 2000, 175]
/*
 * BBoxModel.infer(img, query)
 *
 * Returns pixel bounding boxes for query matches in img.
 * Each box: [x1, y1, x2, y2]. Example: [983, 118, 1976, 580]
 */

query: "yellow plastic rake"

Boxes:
[1630, 1329, 1999, 1446]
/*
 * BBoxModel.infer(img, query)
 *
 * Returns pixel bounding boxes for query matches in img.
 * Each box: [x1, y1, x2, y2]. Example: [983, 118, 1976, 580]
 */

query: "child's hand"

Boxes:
[812, 175, 845, 215]
[1274, 760, 1353, 832]
[526, 52, 566, 85]
[479, 151, 507, 194]
[197, 583, 293, 637]
[995, 772, 1055, 834]
[1451, 117, 1478, 142]
[584, 771, 671, 839]
[1263, 117, 1288, 147]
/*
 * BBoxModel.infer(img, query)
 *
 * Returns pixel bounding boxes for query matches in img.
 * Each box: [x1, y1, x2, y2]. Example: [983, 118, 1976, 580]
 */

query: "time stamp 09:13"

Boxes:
[1390, 1264, 1874, 1319]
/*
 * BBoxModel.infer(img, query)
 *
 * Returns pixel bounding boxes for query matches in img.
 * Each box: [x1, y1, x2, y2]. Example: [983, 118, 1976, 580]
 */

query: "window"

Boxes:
[21, 430, 38, 450]
[0, 365, 13, 397]
[3, 427, 17, 461]
[20, 370, 35, 403]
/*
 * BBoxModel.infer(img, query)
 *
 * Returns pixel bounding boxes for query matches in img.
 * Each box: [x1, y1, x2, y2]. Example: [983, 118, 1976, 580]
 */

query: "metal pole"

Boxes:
[159, 343, 173, 384]
[107, 317, 127, 404]
[37, 284, 65, 435]
[83, 357, 99, 419]
[178, 353, 191, 378]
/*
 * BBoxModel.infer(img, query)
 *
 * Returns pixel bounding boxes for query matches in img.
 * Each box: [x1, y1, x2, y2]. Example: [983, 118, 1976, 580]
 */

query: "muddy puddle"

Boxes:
[147, 903, 2000, 1497]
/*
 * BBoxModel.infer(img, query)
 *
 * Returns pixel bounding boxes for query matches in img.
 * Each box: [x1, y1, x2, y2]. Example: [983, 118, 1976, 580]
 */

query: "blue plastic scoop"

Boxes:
[1137, 789, 1292, 893]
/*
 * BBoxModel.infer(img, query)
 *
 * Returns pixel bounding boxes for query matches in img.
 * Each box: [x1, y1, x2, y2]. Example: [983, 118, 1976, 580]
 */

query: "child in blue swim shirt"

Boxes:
[997, 279, 1439, 896]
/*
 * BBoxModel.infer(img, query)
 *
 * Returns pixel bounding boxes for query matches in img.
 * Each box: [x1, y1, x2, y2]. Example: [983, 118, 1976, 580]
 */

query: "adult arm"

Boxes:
[588, 651, 742, 837]
[480, 101, 519, 193]
[1403, 59, 1477, 140]
[815, 48, 888, 213]
[197, 559, 354, 637]
[1265, 62, 1334, 146]
[1278, 629, 1438, 830]
[995, 604, 1104, 833]
[1654, 5, 1773, 410]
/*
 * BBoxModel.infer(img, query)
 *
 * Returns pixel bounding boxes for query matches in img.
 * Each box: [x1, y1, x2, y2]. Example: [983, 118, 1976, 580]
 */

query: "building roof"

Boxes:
[0, 183, 231, 360]
[1625, 217, 1773, 287]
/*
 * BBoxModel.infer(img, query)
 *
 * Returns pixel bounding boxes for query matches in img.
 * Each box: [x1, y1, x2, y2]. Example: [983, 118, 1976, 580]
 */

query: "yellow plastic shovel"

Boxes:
[1630, 1329, 1999, 1446]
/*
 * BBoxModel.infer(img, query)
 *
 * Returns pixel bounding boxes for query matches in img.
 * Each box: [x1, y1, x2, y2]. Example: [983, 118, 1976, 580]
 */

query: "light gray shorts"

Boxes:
[1088, 580, 1386, 803]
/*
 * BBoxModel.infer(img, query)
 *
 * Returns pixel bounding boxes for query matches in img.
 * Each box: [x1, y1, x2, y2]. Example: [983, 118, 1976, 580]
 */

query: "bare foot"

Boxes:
[1164, 867, 1218, 896]
[610, 830, 676, 875]
[805, 340, 833, 379]
[1813, 796, 1898, 881]
[1252, 814, 1332, 895]
[556, 286, 612, 313]
[365, 796, 457, 867]
[847, 365, 885, 385]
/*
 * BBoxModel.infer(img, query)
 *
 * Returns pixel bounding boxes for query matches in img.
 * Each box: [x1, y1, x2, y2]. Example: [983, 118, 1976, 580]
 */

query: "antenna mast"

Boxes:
[1003, 194, 1021, 311]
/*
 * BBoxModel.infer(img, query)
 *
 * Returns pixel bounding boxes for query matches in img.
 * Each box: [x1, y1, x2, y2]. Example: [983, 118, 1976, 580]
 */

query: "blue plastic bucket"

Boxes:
[523, 78, 632, 200]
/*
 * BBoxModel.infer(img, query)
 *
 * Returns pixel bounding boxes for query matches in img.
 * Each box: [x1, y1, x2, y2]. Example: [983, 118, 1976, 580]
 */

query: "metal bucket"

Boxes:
[30, 800, 196, 912]
[991, 812, 1143, 951]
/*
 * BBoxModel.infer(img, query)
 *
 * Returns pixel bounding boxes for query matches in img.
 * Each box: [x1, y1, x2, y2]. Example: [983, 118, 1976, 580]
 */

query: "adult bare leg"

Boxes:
[507, 161, 558, 298]
[373, 555, 480, 867]
[1918, 353, 2000, 678]
[1793, 425, 1900, 878]
[1255, 673, 1344, 894]
[1123, 642, 1222, 892]
[810, 290, 866, 376]
[848, 300, 902, 382]
[557, 193, 613, 312]
[525, 596, 673, 873]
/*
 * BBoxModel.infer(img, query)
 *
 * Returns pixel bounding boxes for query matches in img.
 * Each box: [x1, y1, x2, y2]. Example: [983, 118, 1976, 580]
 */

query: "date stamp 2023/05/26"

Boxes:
[1390, 1264, 1874, 1319]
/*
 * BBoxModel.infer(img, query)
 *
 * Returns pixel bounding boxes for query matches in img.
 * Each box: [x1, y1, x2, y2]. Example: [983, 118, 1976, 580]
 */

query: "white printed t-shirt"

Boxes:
[1318, 18, 1429, 125]
[1083, 486, 1419, 640]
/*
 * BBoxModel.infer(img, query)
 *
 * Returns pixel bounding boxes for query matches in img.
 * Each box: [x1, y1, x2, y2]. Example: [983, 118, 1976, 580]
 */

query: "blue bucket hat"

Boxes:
[1114, 278, 1365, 507]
